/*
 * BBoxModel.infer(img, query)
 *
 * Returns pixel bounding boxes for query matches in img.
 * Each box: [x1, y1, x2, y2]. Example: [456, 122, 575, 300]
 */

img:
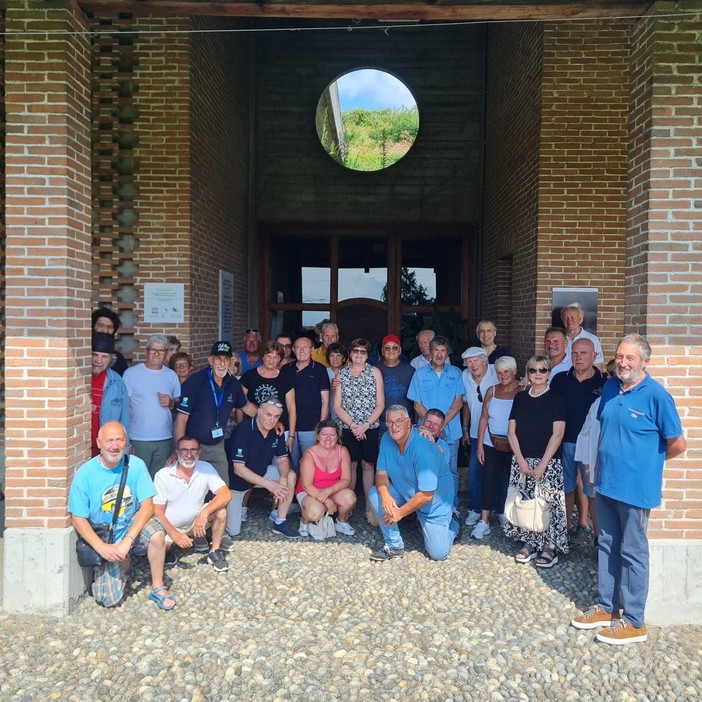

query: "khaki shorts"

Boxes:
[164, 505, 208, 543]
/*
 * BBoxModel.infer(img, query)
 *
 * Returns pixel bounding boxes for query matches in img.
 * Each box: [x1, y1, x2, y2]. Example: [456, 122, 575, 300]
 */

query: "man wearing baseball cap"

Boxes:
[375, 334, 415, 434]
[174, 341, 258, 491]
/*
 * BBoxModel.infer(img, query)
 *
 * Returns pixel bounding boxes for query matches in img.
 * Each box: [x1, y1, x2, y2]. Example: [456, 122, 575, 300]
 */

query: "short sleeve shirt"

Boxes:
[283, 361, 331, 431]
[240, 368, 294, 429]
[550, 368, 606, 442]
[509, 389, 567, 460]
[228, 417, 288, 491]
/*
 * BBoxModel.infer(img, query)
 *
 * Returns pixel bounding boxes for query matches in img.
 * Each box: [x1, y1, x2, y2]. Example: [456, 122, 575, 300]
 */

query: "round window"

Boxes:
[315, 69, 419, 172]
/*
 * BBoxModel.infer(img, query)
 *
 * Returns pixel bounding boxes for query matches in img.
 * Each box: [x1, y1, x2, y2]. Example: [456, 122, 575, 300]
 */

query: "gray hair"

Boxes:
[385, 404, 410, 419]
[430, 335, 451, 355]
[321, 322, 339, 335]
[146, 334, 168, 347]
[618, 333, 651, 362]
[494, 355, 517, 373]
[475, 319, 497, 335]
[416, 329, 435, 342]
[560, 302, 584, 322]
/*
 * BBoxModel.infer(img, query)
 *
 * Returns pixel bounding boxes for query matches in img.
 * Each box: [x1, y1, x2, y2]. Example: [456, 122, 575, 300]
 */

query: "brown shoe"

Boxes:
[596, 620, 648, 645]
[571, 605, 621, 630]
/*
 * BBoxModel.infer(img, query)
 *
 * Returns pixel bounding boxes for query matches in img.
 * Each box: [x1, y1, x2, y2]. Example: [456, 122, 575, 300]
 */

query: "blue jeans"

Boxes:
[596, 493, 650, 628]
[468, 440, 482, 513]
[561, 441, 580, 494]
[290, 431, 316, 473]
[368, 486, 458, 561]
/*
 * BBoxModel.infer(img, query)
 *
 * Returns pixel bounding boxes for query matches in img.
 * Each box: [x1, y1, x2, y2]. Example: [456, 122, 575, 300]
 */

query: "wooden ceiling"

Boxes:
[77, 1, 652, 21]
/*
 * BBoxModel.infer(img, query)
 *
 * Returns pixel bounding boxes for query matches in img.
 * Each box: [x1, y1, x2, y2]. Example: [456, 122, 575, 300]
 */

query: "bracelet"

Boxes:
[124, 534, 135, 542]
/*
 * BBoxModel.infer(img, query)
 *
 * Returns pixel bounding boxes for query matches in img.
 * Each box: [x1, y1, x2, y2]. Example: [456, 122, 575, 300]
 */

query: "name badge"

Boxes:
[211, 427, 224, 439]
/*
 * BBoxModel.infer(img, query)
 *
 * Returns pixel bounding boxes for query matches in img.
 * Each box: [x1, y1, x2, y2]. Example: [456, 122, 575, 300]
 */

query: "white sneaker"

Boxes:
[298, 521, 309, 537]
[268, 509, 278, 522]
[471, 520, 491, 540]
[464, 510, 480, 527]
[241, 506, 248, 523]
[335, 520, 355, 536]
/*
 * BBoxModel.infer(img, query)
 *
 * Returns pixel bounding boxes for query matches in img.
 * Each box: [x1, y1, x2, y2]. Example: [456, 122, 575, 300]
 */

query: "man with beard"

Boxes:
[571, 334, 686, 645]
[153, 436, 231, 572]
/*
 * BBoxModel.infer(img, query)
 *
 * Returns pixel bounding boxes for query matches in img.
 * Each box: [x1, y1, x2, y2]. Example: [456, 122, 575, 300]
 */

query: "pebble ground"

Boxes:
[1, 496, 701, 702]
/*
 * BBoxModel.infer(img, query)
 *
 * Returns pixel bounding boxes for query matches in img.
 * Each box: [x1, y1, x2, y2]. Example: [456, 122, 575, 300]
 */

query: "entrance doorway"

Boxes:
[258, 224, 475, 349]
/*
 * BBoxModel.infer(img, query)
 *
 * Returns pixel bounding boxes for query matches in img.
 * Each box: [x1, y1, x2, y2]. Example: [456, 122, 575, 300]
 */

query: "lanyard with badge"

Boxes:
[208, 368, 225, 439]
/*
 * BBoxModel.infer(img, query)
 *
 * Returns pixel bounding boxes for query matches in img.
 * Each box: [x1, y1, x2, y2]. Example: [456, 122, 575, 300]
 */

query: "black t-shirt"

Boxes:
[228, 417, 288, 491]
[240, 368, 294, 429]
[550, 368, 606, 442]
[282, 361, 331, 432]
[509, 389, 567, 460]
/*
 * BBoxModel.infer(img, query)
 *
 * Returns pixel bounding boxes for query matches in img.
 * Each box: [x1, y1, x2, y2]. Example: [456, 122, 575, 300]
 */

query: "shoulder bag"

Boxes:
[504, 474, 550, 533]
[75, 455, 130, 567]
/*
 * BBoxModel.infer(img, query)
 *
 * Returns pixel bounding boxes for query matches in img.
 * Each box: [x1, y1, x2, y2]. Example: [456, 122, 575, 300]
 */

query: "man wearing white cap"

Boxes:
[460, 347, 497, 527]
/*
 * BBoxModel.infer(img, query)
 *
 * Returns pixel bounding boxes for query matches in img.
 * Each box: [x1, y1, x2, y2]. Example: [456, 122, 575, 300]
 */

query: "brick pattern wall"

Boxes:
[482, 23, 543, 363]
[189, 17, 251, 362]
[0, 9, 5, 430]
[4, 2, 92, 529]
[628, 9, 702, 539]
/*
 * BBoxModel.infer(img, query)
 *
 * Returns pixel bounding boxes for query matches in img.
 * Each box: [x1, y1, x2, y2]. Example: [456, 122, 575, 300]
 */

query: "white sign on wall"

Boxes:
[143, 283, 184, 323]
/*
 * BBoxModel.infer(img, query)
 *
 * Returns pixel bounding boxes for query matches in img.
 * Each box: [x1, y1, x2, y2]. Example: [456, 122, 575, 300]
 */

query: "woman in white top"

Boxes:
[473, 356, 522, 539]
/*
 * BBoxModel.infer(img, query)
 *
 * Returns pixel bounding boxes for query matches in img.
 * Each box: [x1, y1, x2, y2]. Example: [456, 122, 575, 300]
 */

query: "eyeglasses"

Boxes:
[351, 349, 368, 355]
[147, 348, 166, 355]
[386, 418, 408, 429]
[261, 399, 284, 409]
[476, 385, 483, 403]
[177, 447, 201, 455]
[383, 345, 400, 351]
[245, 328, 258, 334]
[174, 364, 190, 370]
[281, 344, 292, 349]
[94, 321, 114, 332]
[528, 367, 549, 375]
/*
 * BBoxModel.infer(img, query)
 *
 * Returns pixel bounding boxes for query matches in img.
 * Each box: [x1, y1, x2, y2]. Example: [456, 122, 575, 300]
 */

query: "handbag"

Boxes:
[504, 476, 550, 533]
[75, 455, 130, 567]
[307, 513, 337, 541]
[489, 432, 511, 452]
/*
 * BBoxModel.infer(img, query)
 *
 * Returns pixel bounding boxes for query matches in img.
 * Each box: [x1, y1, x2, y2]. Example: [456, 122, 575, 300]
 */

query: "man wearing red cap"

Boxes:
[375, 334, 415, 434]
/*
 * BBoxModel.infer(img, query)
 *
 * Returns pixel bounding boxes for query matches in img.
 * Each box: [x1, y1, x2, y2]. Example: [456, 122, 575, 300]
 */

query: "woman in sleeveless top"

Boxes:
[296, 419, 357, 536]
[472, 356, 522, 540]
[332, 338, 385, 525]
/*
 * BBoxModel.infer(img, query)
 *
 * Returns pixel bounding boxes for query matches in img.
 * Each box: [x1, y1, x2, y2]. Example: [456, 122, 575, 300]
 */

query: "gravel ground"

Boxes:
[1, 496, 701, 702]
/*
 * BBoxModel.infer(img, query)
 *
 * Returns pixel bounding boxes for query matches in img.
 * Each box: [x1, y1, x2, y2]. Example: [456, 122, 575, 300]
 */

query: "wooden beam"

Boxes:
[77, 2, 649, 22]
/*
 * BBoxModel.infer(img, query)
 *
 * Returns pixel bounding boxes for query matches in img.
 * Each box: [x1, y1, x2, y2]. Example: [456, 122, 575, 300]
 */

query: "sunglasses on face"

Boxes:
[528, 367, 549, 375]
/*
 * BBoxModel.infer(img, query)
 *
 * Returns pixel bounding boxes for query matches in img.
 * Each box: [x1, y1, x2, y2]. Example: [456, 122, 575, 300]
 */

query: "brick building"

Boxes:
[1, 0, 700, 619]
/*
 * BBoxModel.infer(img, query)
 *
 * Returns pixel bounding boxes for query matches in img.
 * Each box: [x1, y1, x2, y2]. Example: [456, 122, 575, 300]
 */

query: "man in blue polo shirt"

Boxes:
[367, 405, 458, 561]
[226, 399, 300, 539]
[571, 334, 686, 645]
[174, 341, 257, 485]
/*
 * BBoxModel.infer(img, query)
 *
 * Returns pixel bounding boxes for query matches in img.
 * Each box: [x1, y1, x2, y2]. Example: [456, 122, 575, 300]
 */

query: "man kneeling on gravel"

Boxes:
[153, 435, 232, 573]
[69, 421, 175, 610]
[367, 405, 459, 562]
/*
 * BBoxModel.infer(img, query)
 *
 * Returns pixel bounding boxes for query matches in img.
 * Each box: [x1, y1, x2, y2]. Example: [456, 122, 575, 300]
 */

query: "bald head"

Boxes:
[96, 421, 128, 468]
[571, 337, 597, 373]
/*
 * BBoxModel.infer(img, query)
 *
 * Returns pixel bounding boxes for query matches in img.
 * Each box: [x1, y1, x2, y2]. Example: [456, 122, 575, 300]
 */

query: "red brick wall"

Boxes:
[4, 2, 92, 529]
[189, 17, 251, 363]
[627, 11, 702, 539]
[482, 23, 543, 364]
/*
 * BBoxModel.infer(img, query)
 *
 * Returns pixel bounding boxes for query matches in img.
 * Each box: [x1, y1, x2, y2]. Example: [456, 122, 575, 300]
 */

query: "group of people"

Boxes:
[75, 306, 686, 646]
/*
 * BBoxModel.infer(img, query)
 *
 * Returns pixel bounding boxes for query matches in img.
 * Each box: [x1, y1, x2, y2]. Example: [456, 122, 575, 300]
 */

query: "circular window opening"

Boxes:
[316, 69, 419, 172]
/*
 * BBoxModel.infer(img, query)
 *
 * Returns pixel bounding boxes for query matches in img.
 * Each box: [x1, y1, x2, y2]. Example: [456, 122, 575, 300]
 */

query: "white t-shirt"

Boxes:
[153, 460, 226, 527]
[123, 363, 180, 441]
[462, 366, 498, 439]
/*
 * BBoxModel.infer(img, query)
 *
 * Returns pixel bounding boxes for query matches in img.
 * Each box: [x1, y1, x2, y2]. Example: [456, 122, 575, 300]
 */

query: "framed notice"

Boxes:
[143, 283, 184, 323]
[219, 270, 234, 342]
[551, 287, 598, 333]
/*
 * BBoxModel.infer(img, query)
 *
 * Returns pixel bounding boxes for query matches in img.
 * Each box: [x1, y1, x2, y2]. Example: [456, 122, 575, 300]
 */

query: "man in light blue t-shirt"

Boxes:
[570, 335, 686, 645]
[367, 405, 459, 562]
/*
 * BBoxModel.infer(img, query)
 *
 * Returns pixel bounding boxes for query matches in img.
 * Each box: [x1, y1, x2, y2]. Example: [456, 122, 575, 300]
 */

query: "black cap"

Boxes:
[92, 333, 115, 354]
[210, 341, 233, 357]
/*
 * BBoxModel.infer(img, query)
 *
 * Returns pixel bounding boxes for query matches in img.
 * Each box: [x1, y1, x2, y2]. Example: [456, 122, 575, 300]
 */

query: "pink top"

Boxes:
[295, 446, 342, 495]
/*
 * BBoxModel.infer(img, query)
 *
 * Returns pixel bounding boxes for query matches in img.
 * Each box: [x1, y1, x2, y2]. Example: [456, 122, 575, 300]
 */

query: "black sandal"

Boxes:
[535, 548, 559, 568]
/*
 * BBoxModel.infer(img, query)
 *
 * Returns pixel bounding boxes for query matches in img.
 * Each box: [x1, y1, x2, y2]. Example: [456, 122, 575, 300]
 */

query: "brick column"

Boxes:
[3, 0, 92, 614]
[627, 4, 702, 624]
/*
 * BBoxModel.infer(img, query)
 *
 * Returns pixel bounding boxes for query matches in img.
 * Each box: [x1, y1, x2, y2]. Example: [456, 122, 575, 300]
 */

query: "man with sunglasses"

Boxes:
[153, 436, 232, 572]
[460, 346, 498, 526]
[123, 334, 181, 477]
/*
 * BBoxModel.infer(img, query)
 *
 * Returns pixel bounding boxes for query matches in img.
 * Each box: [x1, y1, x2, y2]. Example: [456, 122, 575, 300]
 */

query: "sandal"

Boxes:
[515, 544, 537, 563]
[535, 548, 559, 569]
[148, 585, 176, 611]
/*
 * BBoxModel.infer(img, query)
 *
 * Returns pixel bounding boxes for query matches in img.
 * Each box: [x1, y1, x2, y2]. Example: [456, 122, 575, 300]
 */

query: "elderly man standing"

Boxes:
[68, 421, 173, 610]
[408, 336, 464, 505]
[123, 334, 181, 477]
[153, 435, 232, 572]
[410, 329, 450, 371]
[571, 334, 686, 645]
[560, 302, 604, 366]
[550, 338, 606, 544]
[375, 334, 415, 432]
[238, 329, 262, 374]
[226, 399, 300, 539]
[368, 405, 458, 561]
[284, 335, 330, 469]
[460, 347, 498, 526]
[91, 332, 129, 456]
[475, 319, 511, 364]
[310, 322, 339, 368]
[544, 326, 572, 379]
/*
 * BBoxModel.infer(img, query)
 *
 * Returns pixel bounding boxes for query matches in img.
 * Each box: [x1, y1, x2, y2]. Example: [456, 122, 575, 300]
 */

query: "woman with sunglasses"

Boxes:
[333, 338, 385, 525]
[505, 355, 569, 567]
[296, 419, 356, 536]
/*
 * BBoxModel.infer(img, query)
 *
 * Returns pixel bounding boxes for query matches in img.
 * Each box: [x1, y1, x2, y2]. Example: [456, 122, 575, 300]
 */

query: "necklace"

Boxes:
[528, 385, 549, 398]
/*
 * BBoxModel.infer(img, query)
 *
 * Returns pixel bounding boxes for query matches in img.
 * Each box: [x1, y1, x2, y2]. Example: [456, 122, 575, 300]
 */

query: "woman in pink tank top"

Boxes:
[296, 419, 357, 537]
